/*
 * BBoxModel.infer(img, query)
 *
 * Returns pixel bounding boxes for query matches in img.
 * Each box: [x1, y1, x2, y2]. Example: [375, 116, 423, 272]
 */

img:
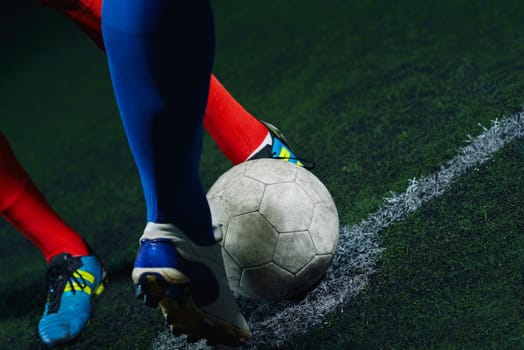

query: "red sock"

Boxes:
[0, 132, 89, 262]
[41, 0, 105, 50]
[43, 0, 270, 164]
[204, 75, 269, 164]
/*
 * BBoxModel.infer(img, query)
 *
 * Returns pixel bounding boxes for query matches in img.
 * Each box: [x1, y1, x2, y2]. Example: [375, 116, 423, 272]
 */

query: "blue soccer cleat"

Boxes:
[38, 253, 106, 348]
[249, 120, 314, 168]
[132, 223, 251, 346]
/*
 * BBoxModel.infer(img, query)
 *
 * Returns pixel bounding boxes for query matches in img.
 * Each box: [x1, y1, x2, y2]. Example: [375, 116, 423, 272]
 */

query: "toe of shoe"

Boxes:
[38, 312, 89, 347]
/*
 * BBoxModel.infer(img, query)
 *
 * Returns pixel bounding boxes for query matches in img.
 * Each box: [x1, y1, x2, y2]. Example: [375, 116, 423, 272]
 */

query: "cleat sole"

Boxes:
[135, 272, 251, 346]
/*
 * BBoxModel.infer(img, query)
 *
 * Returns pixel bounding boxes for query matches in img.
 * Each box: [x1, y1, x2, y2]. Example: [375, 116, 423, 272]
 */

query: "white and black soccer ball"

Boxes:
[207, 159, 339, 300]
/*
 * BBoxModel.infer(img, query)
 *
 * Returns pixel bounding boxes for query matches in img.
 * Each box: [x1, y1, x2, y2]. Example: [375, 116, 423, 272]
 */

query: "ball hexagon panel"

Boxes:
[244, 158, 298, 185]
[293, 254, 334, 294]
[240, 262, 295, 300]
[223, 176, 266, 214]
[208, 163, 246, 194]
[309, 202, 340, 255]
[295, 166, 335, 204]
[224, 212, 278, 267]
[274, 231, 315, 273]
[260, 182, 314, 233]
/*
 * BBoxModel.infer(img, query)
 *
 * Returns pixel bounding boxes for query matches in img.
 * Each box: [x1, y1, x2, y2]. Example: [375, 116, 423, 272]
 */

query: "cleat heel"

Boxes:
[135, 284, 145, 299]
[132, 228, 252, 346]
[144, 294, 159, 307]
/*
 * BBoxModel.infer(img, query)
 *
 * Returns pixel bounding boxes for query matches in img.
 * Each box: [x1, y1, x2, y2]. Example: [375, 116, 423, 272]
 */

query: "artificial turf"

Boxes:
[0, 1, 522, 348]
[283, 138, 524, 350]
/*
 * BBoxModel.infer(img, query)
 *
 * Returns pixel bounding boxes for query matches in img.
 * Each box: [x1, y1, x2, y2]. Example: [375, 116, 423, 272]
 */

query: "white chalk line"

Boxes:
[153, 112, 523, 350]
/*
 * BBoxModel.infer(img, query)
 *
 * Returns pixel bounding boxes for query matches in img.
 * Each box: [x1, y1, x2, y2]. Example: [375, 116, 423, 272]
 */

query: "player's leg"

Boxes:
[41, 0, 104, 49]
[0, 132, 89, 262]
[0, 131, 106, 347]
[204, 75, 304, 165]
[43, 0, 303, 166]
[101, 0, 250, 345]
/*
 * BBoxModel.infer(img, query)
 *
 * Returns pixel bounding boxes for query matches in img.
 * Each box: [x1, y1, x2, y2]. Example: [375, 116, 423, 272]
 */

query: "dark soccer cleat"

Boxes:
[249, 120, 314, 169]
[131, 223, 252, 346]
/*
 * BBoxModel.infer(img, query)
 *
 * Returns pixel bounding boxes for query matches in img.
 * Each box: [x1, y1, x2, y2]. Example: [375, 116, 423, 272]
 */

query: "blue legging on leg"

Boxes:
[102, 0, 216, 245]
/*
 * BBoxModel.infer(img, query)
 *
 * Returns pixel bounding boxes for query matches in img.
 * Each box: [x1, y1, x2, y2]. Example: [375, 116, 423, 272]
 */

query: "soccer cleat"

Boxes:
[132, 223, 252, 346]
[249, 120, 314, 168]
[38, 253, 106, 348]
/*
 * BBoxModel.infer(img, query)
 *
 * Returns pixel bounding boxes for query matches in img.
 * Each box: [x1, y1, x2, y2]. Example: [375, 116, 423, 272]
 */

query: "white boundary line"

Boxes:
[153, 112, 523, 350]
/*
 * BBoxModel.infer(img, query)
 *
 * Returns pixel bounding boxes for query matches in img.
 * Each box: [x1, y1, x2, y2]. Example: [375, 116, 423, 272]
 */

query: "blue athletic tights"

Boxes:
[102, 0, 216, 245]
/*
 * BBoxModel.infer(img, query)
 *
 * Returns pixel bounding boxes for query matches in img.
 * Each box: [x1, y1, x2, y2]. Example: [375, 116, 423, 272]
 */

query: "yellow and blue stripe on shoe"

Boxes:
[249, 120, 315, 169]
[38, 253, 106, 348]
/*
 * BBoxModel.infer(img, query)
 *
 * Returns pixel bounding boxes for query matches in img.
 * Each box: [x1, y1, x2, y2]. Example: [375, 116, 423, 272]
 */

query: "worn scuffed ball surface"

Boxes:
[207, 159, 339, 300]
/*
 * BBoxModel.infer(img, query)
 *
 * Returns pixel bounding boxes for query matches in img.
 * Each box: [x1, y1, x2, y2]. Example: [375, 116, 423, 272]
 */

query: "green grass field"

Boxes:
[1, 1, 523, 349]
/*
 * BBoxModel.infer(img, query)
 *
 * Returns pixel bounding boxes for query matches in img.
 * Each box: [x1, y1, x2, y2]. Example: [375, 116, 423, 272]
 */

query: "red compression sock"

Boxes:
[204, 75, 269, 164]
[0, 132, 89, 262]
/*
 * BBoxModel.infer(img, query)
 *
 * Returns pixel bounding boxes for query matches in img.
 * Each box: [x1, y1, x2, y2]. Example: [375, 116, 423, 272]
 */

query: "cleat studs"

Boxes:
[169, 326, 182, 337]
[135, 284, 145, 299]
[206, 339, 217, 346]
[95, 283, 106, 295]
[201, 317, 215, 327]
[186, 335, 199, 343]
[164, 315, 174, 326]
[144, 294, 159, 307]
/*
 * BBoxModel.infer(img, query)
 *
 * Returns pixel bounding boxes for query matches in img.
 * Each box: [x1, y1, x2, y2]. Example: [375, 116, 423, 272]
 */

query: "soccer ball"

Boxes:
[206, 159, 339, 300]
